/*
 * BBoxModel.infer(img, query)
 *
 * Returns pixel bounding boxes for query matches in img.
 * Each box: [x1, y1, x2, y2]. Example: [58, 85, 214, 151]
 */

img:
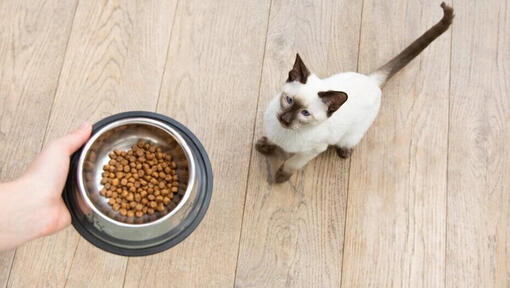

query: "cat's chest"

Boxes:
[265, 119, 329, 153]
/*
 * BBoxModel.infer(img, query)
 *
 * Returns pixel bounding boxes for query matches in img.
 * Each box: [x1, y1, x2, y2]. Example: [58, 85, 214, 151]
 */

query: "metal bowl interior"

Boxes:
[78, 118, 195, 226]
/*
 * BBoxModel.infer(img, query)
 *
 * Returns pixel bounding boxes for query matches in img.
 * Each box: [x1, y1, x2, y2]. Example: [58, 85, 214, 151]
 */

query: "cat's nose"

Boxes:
[278, 113, 292, 126]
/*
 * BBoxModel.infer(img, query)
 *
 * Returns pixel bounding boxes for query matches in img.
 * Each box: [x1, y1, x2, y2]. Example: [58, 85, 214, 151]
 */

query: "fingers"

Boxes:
[56, 122, 92, 155]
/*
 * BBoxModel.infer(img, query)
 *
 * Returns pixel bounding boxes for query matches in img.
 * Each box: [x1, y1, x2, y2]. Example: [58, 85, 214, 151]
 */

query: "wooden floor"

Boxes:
[0, 0, 508, 287]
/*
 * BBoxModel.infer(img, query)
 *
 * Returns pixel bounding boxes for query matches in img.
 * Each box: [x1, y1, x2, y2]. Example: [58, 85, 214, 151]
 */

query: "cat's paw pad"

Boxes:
[274, 166, 292, 183]
[256, 136, 277, 155]
[335, 147, 352, 159]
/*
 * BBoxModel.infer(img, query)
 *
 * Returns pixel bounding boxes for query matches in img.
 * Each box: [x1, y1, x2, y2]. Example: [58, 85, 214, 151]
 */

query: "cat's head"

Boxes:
[276, 54, 348, 129]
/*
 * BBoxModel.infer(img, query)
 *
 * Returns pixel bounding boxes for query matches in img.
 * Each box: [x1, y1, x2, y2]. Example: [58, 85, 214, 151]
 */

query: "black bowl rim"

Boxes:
[63, 111, 213, 257]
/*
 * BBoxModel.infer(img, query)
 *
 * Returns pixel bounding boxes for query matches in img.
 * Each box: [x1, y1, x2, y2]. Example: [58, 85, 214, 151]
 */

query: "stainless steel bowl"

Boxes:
[64, 112, 213, 256]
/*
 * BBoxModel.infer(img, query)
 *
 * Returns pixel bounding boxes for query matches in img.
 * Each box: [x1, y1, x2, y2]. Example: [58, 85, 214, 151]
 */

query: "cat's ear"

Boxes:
[287, 53, 310, 84]
[318, 90, 348, 117]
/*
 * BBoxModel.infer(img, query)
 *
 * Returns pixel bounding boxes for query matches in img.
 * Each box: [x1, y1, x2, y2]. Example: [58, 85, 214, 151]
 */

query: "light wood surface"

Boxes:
[0, 0, 508, 287]
[235, 0, 362, 287]
[446, 0, 510, 287]
[341, 0, 451, 287]
[124, 0, 271, 286]
[0, 0, 78, 286]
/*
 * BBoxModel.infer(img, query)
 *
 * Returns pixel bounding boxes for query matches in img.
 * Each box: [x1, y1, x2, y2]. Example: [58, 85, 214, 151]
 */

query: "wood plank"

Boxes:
[7, 0, 176, 287]
[0, 0, 77, 286]
[234, 0, 362, 287]
[341, 1, 451, 287]
[446, 0, 510, 287]
[123, 0, 271, 287]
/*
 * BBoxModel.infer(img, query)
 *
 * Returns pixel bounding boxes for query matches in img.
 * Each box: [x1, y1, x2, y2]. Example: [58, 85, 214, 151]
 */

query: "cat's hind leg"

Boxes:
[335, 132, 364, 159]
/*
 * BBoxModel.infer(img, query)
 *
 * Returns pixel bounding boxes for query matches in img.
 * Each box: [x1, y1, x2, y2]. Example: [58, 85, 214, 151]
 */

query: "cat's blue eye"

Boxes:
[285, 96, 293, 104]
[301, 110, 310, 116]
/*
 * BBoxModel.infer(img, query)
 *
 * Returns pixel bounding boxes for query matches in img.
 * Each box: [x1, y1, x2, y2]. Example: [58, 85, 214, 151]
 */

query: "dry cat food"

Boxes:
[99, 140, 181, 221]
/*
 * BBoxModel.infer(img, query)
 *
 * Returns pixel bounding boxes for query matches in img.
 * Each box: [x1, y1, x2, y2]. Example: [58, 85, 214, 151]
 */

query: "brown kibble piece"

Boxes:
[112, 179, 119, 186]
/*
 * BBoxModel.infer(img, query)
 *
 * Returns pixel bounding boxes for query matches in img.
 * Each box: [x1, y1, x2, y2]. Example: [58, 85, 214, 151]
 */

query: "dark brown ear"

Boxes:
[287, 53, 310, 84]
[318, 90, 348, 117]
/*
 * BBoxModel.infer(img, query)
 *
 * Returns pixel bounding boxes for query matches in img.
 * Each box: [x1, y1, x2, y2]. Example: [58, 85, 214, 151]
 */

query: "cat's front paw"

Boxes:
[256, 136, 277, 155]
[335, 147, 352, 159]
[274, 165, 292, 183]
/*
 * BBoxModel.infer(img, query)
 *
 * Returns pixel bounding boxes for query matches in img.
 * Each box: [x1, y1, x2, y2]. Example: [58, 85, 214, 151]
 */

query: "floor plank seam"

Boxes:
[62, 238, 81, 288]
[444, 1, 455, 285]
[4, 250, 16, 288]
[232, 0, 273, 286]
[339, 0, 364, 286]
[4, 1, 81, 286]
[40, 0, 80, 147]
[154, 0, 181, 112]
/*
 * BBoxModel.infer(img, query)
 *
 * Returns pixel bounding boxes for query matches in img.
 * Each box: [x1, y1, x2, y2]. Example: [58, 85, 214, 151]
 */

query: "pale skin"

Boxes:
[0, 122, 92, 251]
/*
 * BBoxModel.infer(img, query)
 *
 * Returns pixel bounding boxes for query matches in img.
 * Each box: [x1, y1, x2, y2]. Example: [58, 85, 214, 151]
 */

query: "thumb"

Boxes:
[57, 122, 92, 155]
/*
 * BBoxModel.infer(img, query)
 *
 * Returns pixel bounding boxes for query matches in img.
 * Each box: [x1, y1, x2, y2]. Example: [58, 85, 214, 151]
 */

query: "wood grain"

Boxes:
[0, 0, 77, 286]
[341, 1, 451, 287]
[122, 0, 271, 287]
[234, 0, 362, 287]
[446, 0, 510, 287]
[6, 1, 177, 287]
[1, 0, 508, 286]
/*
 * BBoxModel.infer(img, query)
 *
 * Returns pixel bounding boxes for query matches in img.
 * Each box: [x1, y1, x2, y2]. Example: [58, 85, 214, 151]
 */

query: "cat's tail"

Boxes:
[369, 2, 454, 87]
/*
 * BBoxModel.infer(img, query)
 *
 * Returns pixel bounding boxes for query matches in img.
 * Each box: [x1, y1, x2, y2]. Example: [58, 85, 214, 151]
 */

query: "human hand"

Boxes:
[0, 122, 92, 251]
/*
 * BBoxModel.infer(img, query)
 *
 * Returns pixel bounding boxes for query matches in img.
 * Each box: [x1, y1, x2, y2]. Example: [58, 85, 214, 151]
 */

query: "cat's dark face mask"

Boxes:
[277, 54, 348, 129]
[277, 93, 304, 128]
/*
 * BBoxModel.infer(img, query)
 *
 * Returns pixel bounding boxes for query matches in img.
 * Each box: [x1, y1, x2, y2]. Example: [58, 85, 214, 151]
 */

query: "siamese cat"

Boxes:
[256, 2, 454, 183]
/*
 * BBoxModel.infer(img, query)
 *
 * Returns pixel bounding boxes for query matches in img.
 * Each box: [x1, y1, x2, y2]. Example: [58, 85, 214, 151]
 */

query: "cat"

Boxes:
[256, 2, 454, 183]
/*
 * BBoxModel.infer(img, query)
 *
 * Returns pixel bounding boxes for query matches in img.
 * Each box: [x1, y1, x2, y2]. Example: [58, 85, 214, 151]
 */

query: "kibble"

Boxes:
[99, 141, 181, 222]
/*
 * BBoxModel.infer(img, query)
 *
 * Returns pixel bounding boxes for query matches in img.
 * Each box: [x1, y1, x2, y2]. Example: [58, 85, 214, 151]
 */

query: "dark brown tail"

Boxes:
[370, 2, 454, 86]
